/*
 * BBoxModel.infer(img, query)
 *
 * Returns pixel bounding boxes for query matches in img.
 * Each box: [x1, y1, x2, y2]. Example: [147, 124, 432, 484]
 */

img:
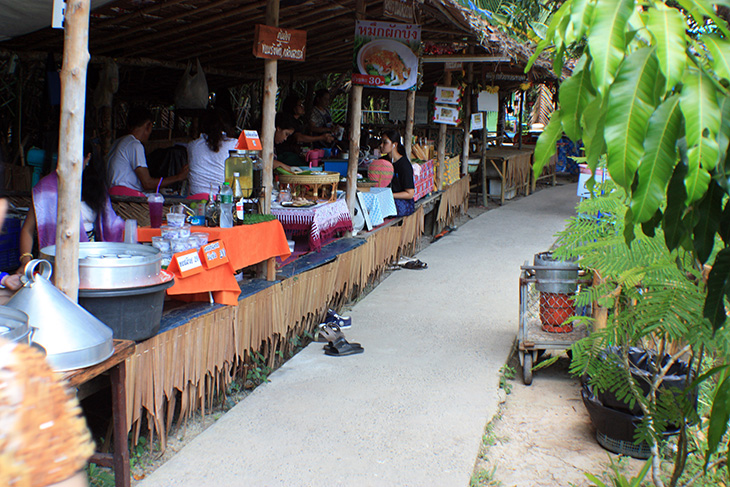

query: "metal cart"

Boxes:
[518, 263, 591, 385]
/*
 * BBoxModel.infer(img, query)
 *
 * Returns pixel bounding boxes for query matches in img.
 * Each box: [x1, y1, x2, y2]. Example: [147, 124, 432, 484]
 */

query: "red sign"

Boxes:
[253, 24, 307, 62]
[236, 130, 262, 151]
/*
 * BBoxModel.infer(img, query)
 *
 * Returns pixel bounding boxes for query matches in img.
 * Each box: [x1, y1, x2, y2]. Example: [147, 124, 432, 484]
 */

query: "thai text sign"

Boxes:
[352, 20, 420, 91]
[253, 25, 306, 61]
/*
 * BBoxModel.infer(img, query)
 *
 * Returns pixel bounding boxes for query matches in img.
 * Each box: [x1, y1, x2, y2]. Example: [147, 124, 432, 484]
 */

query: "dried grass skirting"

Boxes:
[124, 208, 424, 449]
[436, 176, 469, 231]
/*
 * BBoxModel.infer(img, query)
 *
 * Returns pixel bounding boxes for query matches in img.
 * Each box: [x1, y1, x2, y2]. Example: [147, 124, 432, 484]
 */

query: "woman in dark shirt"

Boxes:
[379, 129, 415, 215]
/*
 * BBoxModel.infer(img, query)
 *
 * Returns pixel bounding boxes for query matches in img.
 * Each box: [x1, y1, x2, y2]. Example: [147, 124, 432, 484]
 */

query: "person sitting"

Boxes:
[18, 143, 125, 272]
[379, 129, 415, 216]
[306, 89, 340, 142]
[273, 113, 301, 173]
[187, 109, 239, 196]
[107, 106, 188, 193]
[276, 94, 334, 166]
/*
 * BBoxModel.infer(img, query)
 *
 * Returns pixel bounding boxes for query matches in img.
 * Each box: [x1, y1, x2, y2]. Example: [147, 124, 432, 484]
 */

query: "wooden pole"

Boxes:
[436, 70, 452, 190]
[262, 0, 279, 280]
[461, 61, 473, 176]
[345, 0, 366, 225]
[55, 0, 91, 301]
[518, 90, 525, 150]
[404, 90, 416, 159]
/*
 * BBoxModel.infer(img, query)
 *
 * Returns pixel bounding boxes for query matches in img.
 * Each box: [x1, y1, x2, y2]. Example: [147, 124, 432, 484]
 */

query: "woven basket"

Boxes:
[278, 171, 340, 202]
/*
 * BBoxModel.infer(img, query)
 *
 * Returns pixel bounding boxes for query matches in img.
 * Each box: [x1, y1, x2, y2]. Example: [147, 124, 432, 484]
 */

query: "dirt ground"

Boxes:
[123, 181, 641, 487]
[472, 352, 644, 487]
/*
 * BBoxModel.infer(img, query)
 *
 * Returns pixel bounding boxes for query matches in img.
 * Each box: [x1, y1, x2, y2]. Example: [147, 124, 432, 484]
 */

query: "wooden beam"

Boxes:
[436, 70, 452, 191]
[404, 90, 415, 159]
[422, 55, 511, 63]
[346, 0, 366, 228]
[56, 0, 91, 301]
[461, 55, 473, 176]
[261, 0, 279, 216]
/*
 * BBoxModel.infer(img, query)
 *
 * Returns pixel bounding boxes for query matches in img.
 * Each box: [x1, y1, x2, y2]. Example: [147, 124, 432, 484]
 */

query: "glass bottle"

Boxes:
[224, 150, 253, 197]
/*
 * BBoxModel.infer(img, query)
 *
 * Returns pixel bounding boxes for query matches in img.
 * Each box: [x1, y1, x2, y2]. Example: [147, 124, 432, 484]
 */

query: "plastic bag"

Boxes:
[174, 59, 209, 109]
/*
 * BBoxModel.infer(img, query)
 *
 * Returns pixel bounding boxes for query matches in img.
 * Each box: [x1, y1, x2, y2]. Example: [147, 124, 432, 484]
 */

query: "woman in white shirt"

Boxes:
[187, 109, 238, 196]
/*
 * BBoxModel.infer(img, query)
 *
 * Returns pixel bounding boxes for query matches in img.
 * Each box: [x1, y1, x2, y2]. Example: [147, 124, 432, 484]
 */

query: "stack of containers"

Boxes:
[150, 213, 209, 267]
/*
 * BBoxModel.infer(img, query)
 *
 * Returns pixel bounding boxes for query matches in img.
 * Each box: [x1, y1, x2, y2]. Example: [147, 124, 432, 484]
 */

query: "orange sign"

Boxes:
[253, 24, 307, 62]
[172, 248, 204, 278]
[200, 240, 230, 269]
[235, 130, 262, 151]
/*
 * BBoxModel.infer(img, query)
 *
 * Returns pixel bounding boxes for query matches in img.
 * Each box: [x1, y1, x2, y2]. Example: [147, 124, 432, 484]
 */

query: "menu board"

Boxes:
[352, 20, 420, 91]
[389, 91, 407, 121]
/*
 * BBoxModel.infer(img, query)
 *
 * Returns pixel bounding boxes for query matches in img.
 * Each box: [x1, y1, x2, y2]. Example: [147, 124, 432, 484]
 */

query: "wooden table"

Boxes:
[481, 147, 535, 206]
[271, 199, 353, 252]
[62, 339, 136, 487]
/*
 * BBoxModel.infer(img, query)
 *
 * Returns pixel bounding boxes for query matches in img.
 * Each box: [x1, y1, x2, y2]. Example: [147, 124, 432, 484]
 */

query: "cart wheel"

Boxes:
[523, 352, 533, 385]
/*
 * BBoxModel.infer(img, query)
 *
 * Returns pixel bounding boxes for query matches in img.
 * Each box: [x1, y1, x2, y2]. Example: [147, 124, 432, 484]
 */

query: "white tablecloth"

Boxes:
[359, 187, 397, 227]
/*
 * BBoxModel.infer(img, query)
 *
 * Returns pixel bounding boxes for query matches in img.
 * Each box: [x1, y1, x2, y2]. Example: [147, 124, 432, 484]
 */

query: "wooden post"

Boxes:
[461, 61, 473, 176]
[496, 92, 505, 147]
[345, 0, 366, 224]
[481, 118, 487, 207]
[518, 90, 525, 150]
[261, 0, 279, 280]
[436, 70, 452, 190]
[404, 90, 416, 159]
[55, 0, 91, 301]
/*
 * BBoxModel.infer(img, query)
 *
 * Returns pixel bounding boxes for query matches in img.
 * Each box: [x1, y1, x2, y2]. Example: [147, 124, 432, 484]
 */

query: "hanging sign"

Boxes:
[415, 95, 429, 124]
[389, 91, 407, 121]
[433, 105, 460, 125]
[445, 61, 463, 72]
[470, 112, 484, 131]
[200, 240, 229, 269]
[236, 130, 262, 151]
[173, 248, 203, 278]
[477, 91, 499, 112]
[434, 86, 460, 105]
[352, 21, 420, 91]
[384, 0, 415, 22]
[253, 25, 307, 61]
[52, 0, 66, 29]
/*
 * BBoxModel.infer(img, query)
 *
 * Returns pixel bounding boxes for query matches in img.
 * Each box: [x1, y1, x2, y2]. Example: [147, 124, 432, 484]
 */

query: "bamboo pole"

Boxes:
[345, 0, 366, 227]
[518, 90, 525, 150]
[55, 0, 91, 301]
[262, 0, 279, 280]
[404, 90, 416, 159]
[461, 60, 473, 176]
[436, 70, 452, 190]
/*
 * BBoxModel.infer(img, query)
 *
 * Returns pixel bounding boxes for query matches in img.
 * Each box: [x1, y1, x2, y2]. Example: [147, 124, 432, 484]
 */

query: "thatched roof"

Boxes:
[0, 0, 558, 101]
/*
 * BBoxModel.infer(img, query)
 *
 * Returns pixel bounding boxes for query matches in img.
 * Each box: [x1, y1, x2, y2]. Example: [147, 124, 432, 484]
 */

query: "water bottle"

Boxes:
[219, 182, 234, 228]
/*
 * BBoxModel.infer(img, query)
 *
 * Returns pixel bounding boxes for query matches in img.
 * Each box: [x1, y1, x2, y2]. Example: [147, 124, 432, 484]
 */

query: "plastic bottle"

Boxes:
[219, 182, 234, 228]
[224, 150, 253, 197]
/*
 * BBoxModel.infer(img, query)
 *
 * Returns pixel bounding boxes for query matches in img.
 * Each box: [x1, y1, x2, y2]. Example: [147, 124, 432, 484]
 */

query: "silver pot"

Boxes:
[0, 305, 32, 345]
[41, 242, 165, 289]
[6, 260, 114, 371]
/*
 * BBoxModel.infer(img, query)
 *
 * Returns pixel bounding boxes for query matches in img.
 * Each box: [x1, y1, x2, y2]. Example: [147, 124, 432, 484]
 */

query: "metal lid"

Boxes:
[0, 305, 30, 343]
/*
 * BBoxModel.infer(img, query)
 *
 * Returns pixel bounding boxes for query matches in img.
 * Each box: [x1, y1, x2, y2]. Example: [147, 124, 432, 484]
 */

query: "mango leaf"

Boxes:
[703, 35, 730, 82]
[630, 95, 681, 223]
[559, 55, 595, 141]
[582, 95, 607, 170]
[664, 160, 688, 251]
[704, 247, 730, 332]
[680, 67, 721, 177]
[526, 0, 572, 73]
[646, 3, 687, 91]
[588, 0, 635, 94]
[720, 198, 730, 244]
[624, 208, 636, 245]
[553, 43, 566, 75]
[684, 158, 711, 205]
[705, 367, 730, 468]
[605, 47, 663, 190]
[692, 180, 724, 264]
[716, 96, 730, 188]
[677, 0, 730, 38]
[567, 0, 594, 44]
[533, 110, 564, 178]
[641, 208, 663, 237]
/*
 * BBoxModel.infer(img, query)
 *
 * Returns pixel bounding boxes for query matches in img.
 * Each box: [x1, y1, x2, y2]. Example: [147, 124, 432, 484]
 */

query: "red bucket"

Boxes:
[539, 292, 575, 333]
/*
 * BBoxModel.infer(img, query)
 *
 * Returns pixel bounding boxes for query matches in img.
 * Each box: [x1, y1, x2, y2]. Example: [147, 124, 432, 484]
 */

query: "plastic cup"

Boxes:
[148, 193, 164, 228]
[124, 219, 138, 244]
[166, 212, 186, 227]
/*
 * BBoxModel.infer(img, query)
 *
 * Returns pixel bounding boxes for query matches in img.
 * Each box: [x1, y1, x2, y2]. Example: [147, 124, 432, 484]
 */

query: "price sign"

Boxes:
[173, 248, 204, 278]
[236, 130, 262, 151]
[352, 73, 385, 86]
[199, 240, 230, 269]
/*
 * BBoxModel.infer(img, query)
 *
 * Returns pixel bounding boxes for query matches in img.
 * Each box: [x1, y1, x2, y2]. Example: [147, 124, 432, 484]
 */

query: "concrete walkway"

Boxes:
[138, 183, 579, 487]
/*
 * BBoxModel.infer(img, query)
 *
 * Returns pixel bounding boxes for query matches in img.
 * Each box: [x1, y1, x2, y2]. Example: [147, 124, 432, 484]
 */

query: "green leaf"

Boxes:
[582, 95, 607, 169]
[719, 199, 730, 244]
[567, 0, 594, 44]
[630, 95, 681, 223]
[684, 159, 712, 205]
[559, 55, 595, 141]
[703, 35, 730, 82]
[677, 0, 730, 38]
[588, 0, 635, 94]
[705, 371, 730, 466]
[526, 0, 573, 73]
[646, 3, 687, 91]
[692, 180, 723, 264]
[605, 47, 663, 189]
[641, 208, 663, 237]
[664, 160, 688, 251]
[704, 247, 730, 331]
[533, 110, 564, 178]
[680, 67, 721, 178]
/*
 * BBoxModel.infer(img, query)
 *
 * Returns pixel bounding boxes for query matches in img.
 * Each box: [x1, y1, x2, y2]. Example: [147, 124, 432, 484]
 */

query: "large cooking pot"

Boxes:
[41, 242, 166, 289]
[0, 305, 32, 345]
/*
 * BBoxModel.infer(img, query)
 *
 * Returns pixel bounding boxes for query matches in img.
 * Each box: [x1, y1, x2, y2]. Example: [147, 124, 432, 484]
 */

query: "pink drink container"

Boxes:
[148, 193, 164, 228]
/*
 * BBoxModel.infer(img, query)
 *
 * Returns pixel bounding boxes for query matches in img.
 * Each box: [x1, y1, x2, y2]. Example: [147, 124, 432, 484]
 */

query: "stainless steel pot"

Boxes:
[6, 260, 114, 371]
[0, 305, 31, 344]
[41, 242, 165, 289]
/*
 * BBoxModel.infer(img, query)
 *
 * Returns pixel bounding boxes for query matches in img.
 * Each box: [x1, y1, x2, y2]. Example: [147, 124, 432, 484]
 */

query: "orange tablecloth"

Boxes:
[138, 220, 290, 305]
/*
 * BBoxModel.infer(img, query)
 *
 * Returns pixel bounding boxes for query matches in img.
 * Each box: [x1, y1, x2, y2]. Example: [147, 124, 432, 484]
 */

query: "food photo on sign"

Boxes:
[352, 20, 421, 91]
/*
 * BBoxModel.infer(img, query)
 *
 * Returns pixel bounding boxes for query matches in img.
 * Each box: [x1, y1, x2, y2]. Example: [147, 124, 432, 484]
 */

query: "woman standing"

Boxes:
[379, 129, 415, 216]
[187, 109, 239, 196]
